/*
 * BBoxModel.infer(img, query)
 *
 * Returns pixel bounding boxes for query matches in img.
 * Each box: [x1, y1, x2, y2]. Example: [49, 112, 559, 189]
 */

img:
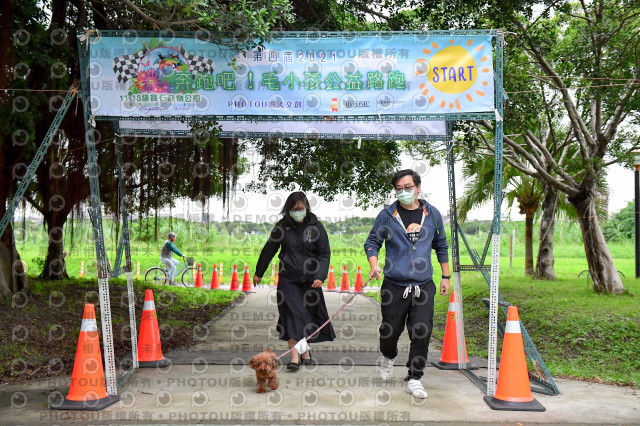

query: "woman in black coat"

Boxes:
[253, 192, 335, 370]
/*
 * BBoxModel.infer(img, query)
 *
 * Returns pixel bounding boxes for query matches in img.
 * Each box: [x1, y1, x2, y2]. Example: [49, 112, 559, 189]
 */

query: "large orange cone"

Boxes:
[195, 263, 203, 288]
[354, 266, 364, 292]
[340, 266, 350, 292]
[432, 292, 478, 370]
[484, 306, 545, 411]
[229, 264, 239, 290]
[137, 290, 171, 368]
[326, 265, 336, 291]
[210, 264, 219, 289]
[241, 263, 252, 291]
[51, 304, 120, 410]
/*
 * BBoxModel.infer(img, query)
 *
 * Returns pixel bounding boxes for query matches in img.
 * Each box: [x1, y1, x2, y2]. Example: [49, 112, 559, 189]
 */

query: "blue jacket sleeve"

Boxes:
[364, 210, 388, 259]
[432, 209, 449, 263]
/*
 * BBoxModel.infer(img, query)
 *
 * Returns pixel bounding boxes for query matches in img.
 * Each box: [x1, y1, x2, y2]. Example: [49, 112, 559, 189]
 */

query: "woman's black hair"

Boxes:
[281, 191, 312, 216]
[390, 169, 421, 187]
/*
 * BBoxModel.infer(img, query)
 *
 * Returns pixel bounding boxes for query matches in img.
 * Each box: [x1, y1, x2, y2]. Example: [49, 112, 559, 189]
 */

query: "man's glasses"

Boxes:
[395, 185, 416, 192]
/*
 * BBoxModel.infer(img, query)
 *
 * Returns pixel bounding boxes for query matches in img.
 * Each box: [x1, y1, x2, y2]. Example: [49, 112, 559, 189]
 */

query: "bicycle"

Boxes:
[145, 257, 197, 287]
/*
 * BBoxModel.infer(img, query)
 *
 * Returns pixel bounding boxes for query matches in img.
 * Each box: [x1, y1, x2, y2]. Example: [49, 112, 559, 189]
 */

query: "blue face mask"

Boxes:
[396, 190, 415, 205]
[290, 209, 307, 222]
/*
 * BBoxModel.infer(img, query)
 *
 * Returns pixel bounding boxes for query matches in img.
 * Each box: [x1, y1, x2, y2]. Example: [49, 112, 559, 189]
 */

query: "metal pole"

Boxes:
[510, 228, 515, 269]
[633, 165, 640, 278]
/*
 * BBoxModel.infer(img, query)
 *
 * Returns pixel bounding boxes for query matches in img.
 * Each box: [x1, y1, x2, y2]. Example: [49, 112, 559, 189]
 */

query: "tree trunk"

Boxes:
[535, 183, 558, 280]
[524, 209, 534, 276]
[0, 222, 28, 296]
[569, 191, 625, 294]
[40, 210, 69, 280]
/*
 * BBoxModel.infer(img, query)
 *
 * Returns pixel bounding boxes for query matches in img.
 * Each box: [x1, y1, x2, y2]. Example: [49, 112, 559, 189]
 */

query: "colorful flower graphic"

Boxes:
[136, 69, 160, 93]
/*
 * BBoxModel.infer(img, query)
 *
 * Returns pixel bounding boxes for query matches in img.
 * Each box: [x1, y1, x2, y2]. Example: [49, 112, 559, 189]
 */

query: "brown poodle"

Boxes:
[249, 349, 279, 393]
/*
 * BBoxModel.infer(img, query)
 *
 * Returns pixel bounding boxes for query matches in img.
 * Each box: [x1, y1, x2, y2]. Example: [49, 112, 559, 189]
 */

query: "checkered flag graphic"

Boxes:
[112, 50, 146, 83]
[180, 48, 215, 75]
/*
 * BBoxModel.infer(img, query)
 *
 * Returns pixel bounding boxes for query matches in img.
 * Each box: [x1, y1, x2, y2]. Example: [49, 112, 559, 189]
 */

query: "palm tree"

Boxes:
[458, 153, 543, 276]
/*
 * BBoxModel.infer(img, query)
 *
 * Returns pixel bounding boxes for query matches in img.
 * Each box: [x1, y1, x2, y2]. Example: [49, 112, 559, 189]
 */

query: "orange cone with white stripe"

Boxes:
[340, 266, 350, 292]
[229, 264, 239, 290]
[51, 304, 120, 410]
[484, 306, 545, 411]
[195, 263, 203, 288]
[354, 266, 364, 292]
[241, 263, 251, 291]
[432, 292, 477, 370]
[137, 290, 171, 368]
[326, 265, 336, 291]
[210, 264, 219, 289]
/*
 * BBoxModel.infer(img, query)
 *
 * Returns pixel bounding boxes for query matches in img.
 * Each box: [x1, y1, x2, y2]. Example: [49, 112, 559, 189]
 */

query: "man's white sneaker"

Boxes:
[405, 379, 428, 399]
[379, 357, 395, 380]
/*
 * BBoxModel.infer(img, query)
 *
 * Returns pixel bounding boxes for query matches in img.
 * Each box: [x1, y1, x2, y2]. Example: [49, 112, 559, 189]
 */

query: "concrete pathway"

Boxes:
[1, 287, 639, 424]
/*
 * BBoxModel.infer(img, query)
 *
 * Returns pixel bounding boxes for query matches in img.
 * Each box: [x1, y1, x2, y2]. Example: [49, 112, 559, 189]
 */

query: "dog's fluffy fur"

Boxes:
[249, 349, 279, 393]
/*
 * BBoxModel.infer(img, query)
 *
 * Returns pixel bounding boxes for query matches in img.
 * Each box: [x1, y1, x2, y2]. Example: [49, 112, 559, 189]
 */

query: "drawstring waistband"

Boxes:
[402, 285, 421, 299]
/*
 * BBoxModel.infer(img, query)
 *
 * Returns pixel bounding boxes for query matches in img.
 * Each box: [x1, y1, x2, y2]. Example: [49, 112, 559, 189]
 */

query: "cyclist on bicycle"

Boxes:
[160, 232, 186, 285]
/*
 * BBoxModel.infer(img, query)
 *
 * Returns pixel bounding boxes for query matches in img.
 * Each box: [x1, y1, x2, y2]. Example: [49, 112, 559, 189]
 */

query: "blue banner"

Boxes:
[88, 33, 495, 117]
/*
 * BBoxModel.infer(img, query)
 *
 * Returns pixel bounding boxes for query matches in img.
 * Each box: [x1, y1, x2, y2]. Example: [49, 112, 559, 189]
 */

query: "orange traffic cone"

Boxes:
[340, 266, 350, 292]
[51, 304, 120, 410]
[229, 264, 239, 290]
[432, 292, 477, 370]
[326, 265, 336, 291]
[241, 263, 251, 291]
[210, 264, 219, 289]
[195, 263, 203, 288]
[354, 266, 364, 292]
[137, 290, 171, 368]
[484, 306, 545, 411]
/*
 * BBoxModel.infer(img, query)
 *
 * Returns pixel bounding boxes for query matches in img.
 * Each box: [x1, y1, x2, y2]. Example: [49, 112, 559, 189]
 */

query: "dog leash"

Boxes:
[276, 277, 374, 360]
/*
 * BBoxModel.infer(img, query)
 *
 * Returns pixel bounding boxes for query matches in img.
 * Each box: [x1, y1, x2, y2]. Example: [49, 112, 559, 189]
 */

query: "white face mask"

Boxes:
[396, 190, 415, 205]
[290, 209, 307, 222]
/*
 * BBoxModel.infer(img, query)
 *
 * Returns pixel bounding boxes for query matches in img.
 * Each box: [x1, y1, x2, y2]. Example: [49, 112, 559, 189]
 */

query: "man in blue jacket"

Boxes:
[364, 169, 450, 399]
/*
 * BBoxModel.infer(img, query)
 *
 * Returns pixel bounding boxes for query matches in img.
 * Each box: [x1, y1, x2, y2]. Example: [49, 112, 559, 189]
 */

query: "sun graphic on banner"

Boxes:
[415, 39, 491, 110]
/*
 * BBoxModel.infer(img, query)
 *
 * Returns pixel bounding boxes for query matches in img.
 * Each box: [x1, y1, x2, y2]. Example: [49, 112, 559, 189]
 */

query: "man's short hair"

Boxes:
[390, 169, 421, 187]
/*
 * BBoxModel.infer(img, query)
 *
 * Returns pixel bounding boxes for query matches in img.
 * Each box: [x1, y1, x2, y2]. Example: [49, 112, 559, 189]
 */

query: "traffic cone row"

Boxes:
[327, 265, 336, 291]
[241, 263, 251, 291]
[229, 264, 239, 290]
[195, 263, 203, 288]
[137, 290, 171, 368]
[354, 266, 364, 292]
[210, 264, 219, 289]
[340, 266, 350, 292]
[269, 263, 276, 286]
